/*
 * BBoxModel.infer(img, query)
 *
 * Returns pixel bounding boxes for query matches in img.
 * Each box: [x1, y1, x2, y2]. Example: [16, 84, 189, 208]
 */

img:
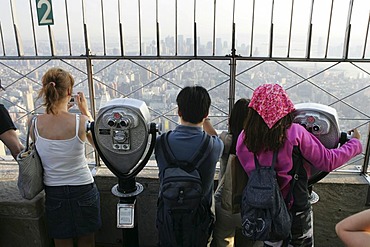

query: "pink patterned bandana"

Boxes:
[249, 84, 295, 129]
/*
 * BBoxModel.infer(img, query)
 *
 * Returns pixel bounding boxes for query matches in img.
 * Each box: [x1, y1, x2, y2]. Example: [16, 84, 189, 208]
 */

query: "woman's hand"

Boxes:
[75, 92, 93, 121]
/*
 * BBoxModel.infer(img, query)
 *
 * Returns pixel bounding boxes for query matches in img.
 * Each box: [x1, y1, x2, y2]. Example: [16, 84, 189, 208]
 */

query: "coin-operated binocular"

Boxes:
[88, 98, 158, 246]
[292, 103, 351, 203]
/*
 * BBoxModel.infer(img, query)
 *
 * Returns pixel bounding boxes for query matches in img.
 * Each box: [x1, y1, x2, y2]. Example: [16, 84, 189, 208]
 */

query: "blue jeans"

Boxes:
[44, 183, 102, 239]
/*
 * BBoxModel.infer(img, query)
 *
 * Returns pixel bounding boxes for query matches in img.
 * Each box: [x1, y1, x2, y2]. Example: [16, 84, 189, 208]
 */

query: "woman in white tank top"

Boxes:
[34, 67, 100, 247]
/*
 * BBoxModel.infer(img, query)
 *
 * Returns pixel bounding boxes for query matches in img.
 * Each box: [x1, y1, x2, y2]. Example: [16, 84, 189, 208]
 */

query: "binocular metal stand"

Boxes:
[112, 177, 144, 246]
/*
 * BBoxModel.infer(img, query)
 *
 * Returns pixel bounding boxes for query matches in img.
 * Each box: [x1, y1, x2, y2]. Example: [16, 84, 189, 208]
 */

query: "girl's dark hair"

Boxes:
[243, 109, 293, 153]
[229, 98, 250, 154]
[38, 68, 74, 114]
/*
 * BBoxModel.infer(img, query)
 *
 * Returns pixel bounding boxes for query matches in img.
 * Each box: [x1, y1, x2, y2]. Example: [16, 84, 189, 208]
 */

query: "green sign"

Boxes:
[36, 0, 54, 26]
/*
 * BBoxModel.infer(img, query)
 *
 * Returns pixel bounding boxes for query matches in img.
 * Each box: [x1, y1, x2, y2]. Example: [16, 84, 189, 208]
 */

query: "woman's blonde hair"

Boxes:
[38, 68, 74, 114]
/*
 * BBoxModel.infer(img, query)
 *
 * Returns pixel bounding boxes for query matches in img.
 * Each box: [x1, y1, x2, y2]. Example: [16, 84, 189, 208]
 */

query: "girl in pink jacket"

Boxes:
[236, 84, 362, 247]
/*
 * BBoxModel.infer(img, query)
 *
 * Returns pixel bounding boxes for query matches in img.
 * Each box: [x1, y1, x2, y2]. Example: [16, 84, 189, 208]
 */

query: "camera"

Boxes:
[69, 95, 77, 105]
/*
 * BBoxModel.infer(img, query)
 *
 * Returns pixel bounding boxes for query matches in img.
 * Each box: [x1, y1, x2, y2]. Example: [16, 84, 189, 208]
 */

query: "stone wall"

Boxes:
[0, 179, 50, 247]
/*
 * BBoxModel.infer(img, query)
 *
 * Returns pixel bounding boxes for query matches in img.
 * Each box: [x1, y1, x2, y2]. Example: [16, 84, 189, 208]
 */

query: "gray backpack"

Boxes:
[156, 131, 214, 247]
[241, 151, 294, 242]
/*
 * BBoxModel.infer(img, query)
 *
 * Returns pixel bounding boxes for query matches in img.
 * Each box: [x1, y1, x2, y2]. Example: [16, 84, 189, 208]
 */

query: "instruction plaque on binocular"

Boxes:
[117, 203, 135, 228]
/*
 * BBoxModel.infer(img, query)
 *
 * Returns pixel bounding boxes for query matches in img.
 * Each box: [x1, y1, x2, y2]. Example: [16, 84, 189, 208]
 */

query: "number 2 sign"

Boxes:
[36, 0, 54, 26]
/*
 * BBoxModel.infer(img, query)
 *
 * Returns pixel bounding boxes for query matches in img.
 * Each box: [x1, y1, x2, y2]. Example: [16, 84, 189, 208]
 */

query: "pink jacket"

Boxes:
[236, 123, 362, 199]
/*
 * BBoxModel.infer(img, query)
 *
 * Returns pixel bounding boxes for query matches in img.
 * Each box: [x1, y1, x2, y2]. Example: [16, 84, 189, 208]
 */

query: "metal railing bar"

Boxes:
[82, 0, 90, 56]
[229, 22, 237, 110]
[150, 107, 227, 128]
[269, 0, 275, 58]
[362, 12, 370, 59]
[209, 103, 228, 117]
[60, 59, 124, 97]
[0, 96, 29, 115]
[232, 0, 235, 29]
[281, 61, 340, 90]
[100, 0, 106, 56]
[118, 0, 124, 56]
[175, 0, 178, 56]
[64, 0, 72, 56]
[92, 80, 126, 99]
[351, 121, 370, 130]
[82, 0, 86, 24]
[197, 62, 238, 94]
[351, 62, 370, 77]
[234, 56, 370, 62]
[59, 60, 88, 88]
[76, 72, 126, 99]
[362, 124, 370, 174]
[149, 106, 179, 125]
[0, 22, 5, 56]
[10, 0, 23, 56]
[305, 0, 314, 59]
[48, 25, 55, 56]
[235, 60, 266, 77]
[124, 59, 190, 97]
[279, 61, 369, 118]
[287, 0, 295, 58]
[234, 61, 266, 91]
[2, 55, 370, 63]
[29, 0, 38, 56]
[234, 79, 255, 93]
[201, 60, 230, 76]
[211, 117, 228, 127]
[128, 59, 191, 81]
[194, 0, 197, 57]
[343, 0, 354, 59]
[85, 56, 99, 165]
[329, 84, 370, 115]
[250, 0, 255, 57]
[89, 61, 133, 97]
[60, 59, 89, 76]
[92, 59, 120, 75]
[138, 0, 142, 56]
[339, 118, 370, 121]
[213, 0, 216, 56]
[325, 0, 334, 58]
[0, 59, 50, 88]
[19, 105, 44, 121]
[208, 77, 229, 92]
[156, 0, 160, 56]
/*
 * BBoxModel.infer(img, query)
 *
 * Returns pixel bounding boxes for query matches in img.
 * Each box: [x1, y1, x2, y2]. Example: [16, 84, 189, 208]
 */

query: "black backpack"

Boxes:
[156, 131, 215, 247]
[241, 151, 297, 243]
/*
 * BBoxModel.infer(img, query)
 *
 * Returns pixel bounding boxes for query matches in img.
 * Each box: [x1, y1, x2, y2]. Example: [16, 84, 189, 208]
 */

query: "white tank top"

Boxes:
[35, 114, 94, 186]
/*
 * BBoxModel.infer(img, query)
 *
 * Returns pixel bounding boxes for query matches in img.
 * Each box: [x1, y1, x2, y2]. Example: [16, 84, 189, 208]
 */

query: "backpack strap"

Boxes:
[160, 131, 212, 172]
[285, 148, 302, 206]
[254, 150, 298, 205]
[160, 131, 175, 166]
[253, 151, 278, 169]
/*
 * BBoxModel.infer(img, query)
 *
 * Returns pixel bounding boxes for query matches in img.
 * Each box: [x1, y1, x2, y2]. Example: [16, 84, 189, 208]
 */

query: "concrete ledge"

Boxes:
[312, 172, 369, 247]
[0, 179, 50, 247]
[95, 167, 370, 247]
[0, 162, 369, 247]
